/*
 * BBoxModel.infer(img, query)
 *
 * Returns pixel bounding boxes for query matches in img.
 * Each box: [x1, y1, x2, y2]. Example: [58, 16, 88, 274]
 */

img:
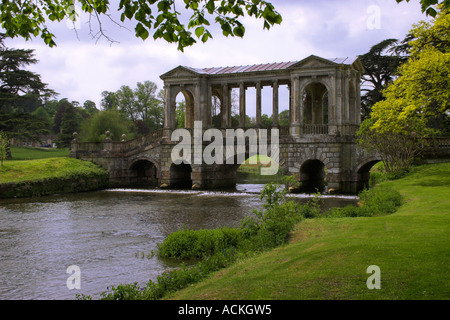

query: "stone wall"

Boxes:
[0, 174, 109, 199]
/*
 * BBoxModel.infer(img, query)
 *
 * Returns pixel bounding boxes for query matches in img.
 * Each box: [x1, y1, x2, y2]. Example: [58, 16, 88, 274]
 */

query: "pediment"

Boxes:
[288, 55, 338, 70]
[160, 66, 203, 80]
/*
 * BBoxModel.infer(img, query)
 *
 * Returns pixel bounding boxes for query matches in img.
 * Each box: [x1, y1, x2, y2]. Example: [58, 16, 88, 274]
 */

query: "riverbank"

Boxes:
[0, 158, 109, 199]
[167, 162, 450, 300]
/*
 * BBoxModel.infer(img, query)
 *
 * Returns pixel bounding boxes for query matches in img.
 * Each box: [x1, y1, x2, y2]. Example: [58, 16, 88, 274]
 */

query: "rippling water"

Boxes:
[0, 184, 358, 300]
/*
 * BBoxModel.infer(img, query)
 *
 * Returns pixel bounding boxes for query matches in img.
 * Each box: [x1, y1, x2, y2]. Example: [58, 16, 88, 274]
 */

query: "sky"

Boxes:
[4, 0, 429, 116]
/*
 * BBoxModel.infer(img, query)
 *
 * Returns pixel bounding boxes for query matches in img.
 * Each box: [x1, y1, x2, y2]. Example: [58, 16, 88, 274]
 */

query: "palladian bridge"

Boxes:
[69, 55, 449, 193]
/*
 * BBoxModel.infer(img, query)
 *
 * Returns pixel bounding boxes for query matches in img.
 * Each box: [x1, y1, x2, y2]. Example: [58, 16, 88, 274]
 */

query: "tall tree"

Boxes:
[56, 103, 83, 148]
[83, 100, 99, 115]
[135, 81, 164, 131]
[359, 38, 406, 119]
[0, 0, 282, 51]
[115, 85, 136, 121]
[0, 35, 56, 112]
[100, 91, 118, 111]
[114, 81, 164, 131]
[358, 5, 450, 173]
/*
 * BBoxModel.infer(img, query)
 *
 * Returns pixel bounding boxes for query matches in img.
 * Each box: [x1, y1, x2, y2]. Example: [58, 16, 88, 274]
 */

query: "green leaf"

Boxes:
[195, 26, 204, 38]
[234, 25, 245, 37]
[135, 23, 149, 40]
[205, 0, 216, 14]
[201, 30, 212, 43]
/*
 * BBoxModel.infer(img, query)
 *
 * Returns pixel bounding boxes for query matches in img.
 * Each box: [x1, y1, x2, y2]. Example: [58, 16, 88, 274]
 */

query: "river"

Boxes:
[0, 183, 358, 300]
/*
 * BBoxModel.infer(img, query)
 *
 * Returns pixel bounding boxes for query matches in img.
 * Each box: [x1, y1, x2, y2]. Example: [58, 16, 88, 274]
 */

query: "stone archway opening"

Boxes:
[211, 89, 223, 128]
[175, 89, 195, 129]
[357, 160, 381, 191]
[236, 154, 282, 184]
[303, 82, 329, 126]
[129, 159, 158, 187]
[299, 159, 327, 193]
[170, 163, 192, 189]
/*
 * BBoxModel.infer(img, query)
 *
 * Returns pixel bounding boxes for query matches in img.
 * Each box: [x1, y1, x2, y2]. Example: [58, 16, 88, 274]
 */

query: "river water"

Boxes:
[0, 183, 358, 300]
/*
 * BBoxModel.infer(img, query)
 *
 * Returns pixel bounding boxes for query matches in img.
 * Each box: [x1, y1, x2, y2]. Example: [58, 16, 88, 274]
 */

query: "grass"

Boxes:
[9, 146, 70, 160]
[237, 155, 278, 174]
[167, 162, 450, 300]
[0, 157, 106, 184]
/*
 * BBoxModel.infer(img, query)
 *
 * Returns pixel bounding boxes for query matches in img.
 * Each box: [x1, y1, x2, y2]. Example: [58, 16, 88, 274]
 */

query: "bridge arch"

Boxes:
[355, 157, 382, 191]
[169, 162, 192, 189]
[128, 158, 159, 187]
[299, 159, 327, 192]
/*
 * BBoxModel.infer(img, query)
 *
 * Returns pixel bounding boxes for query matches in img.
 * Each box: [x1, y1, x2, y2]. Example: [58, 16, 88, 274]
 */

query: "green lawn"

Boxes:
[0, 157, 106, 184]
[168, 162, 450, 300]
[9, 146, 70, 160]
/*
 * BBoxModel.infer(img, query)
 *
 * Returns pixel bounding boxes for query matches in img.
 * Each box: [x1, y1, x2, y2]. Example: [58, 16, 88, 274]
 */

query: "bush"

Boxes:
[323, 186, 403, 218]
[100, 248, 240, 300]
[157, 227, 243, 259]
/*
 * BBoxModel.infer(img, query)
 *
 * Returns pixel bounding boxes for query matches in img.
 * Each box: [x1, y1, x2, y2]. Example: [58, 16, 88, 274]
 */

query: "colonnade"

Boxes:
[160, 55, 364, 136]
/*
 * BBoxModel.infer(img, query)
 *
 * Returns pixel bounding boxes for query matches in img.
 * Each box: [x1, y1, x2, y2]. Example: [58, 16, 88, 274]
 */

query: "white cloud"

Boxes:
[3, 0, 428, 109]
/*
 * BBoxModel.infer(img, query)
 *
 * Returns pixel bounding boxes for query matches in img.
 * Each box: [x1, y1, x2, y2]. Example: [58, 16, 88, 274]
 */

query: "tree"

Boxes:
[114, 81, 164, 131]
[358, 6, 450, 173]
[359, 38, 406, 119]
[0, 112, 50, 143]
[279, 110, 290, 126]
[56, 103, 83, 147]
[396, 0, 449, 17]
[53, 99, 76, 133]
[79, 109, 136, 142]
[100, 91, 118, 111]
[0, 0, 282, 51]
[261, 114, 273, 127]
[0, 36, 56, 112]
[175, 101, 185, 129]
[134, 81, 164, 131]
[83, 100, 99, 115]
[0, 130, 9, 166]
[115, 85, 136, 121]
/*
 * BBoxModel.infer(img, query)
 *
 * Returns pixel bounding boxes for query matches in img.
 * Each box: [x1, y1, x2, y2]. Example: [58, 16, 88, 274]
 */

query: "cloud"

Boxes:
[3, 0, 428, 109]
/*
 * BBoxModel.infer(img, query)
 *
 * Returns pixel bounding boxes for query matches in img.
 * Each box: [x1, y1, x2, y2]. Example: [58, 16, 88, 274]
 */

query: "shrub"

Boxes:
[323, 186, 403, 218]
[100, 248, 240, 300]
[157, 227, 243, 259]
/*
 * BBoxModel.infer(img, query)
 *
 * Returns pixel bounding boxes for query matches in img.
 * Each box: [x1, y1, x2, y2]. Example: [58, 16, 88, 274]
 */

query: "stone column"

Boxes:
[272, 80, 279, 127]
[255, 82, 262, 127]
[296, 78, 303, 135]
[343, 70, 350, 124]
[290, 77, 300, 135]
[222, 83, 229, 128]
[239, 82, 246, 128]
[164, 85, 173, 129]
[355, 76, 362, 125]
[335, 70, 343, 126]
[207, 84, 213, 128]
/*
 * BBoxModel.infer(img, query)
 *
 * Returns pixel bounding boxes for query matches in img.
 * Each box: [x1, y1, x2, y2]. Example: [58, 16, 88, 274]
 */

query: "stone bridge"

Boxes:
[70, 55, 450, 193]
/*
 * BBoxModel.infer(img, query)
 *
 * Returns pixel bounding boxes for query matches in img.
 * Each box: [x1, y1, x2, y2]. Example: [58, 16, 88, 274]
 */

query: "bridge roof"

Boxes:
[160, 55, 363, 79]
